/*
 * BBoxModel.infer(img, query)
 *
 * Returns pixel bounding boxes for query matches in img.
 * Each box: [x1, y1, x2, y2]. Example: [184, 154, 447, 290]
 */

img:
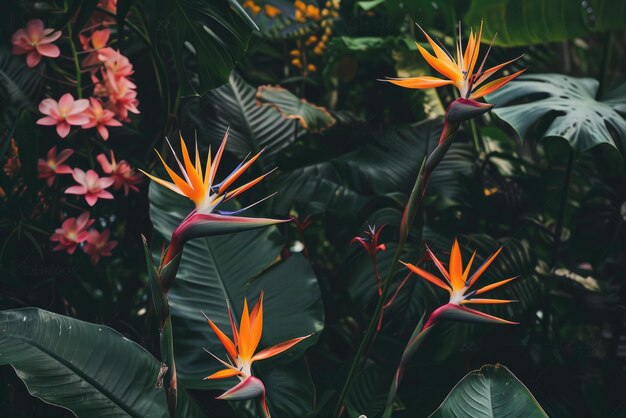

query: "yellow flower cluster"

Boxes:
[290, 0, 340, 75]
[243, 0, 282, 18]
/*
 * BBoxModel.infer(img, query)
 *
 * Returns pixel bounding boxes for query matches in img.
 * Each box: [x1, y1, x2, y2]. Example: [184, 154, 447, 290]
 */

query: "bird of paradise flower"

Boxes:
[203, 293, 311, 418]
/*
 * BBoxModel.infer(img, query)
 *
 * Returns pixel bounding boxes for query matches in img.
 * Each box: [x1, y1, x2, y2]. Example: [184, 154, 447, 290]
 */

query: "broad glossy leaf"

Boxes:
[430, 364, 548, 417]
[489, 74, 626, 154]
[148, 183, 323, 416]
[0, 308, 204, 418]
[182, 72, 303, 166]
[271, 119, 442, 215]
[156, 0, 257, 95]
[465, 0, 626, 46]
[256, 85, 336, 133]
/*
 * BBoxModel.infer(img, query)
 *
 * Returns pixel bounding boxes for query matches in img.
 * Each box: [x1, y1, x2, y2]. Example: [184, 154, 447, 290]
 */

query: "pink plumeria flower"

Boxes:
[96, 151, 141, 195]
[37, 93, 90, 138]
[37, 146, 74, 186]
[65, 168, 114, 206]
[80, 29, 110, 69]
[99, 48, 134, 79]
[11, 19, 62, 68]
[103, 71, 139, 120]
[83, 228, 117, 265]
[82, 97, 122, 140]
[50, 212, 94, 254]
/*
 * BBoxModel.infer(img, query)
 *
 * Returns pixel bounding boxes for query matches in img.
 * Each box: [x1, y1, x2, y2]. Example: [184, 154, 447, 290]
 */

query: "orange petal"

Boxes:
[154, 150, 194, 197]
[400, 261, 452, 292]
[227, 300, 239, 348]
[239, 298, 251, 360]
[225, 170, 275, 201]
[209, 129, 230, 185]
[473, 55, 523, 88]
[194, 136, 202, 177]
[218, 149, 265, 194]
[461, 298, 515, 304]
[249, 293, 264, 355]
[470, 69, 526, 100]
[206, 318, 238, 362]
[203, 146, 212, 189]
[467, 22, 483, 77]
[139, 169, 184, 196]
[205, 368, 241, 380]
[449, 239, 463, 289]
[424, 245, 451, 284]
[462, 250, 476, 284]
[474, 276, 518, 295]
[382, 76, 455, 89]
[251, 335, 311, 362]
[467, 246, 503, 287]
[179, 136, 205, 203]
[416, 25, 454, 66]
[416, 43, 463, 83]
[462, 30, 475, 73]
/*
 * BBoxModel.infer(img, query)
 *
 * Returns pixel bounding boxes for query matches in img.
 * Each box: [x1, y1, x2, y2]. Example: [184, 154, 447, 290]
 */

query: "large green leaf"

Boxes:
[0, 308, 204, 418]
[489, 74, 626, 154]
[270, 119, 442, 214]
[156, 0, 257, 95]
[182, 72, 303, 167]
[465, 0, 626, 46]
[430, 364, 548, 418]
[256, 85, 336, 133]
[148, 183, 323, 416]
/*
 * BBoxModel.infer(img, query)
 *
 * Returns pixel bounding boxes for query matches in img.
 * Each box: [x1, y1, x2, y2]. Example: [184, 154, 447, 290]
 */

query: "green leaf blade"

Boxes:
[430, 364, 548, 418]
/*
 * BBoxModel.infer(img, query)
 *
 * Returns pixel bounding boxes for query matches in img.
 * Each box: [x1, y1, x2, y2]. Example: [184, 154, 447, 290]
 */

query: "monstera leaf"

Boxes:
[489, 74, 626, 154]
[465, 0, 626, 46]
[430, 364, 548, 417]
[182, 72, 304, 167]
[156, 0, 257, 95]
[256, 85, 336, 133]
[0, 308, 204, 418]
[148, 183, 323, 416]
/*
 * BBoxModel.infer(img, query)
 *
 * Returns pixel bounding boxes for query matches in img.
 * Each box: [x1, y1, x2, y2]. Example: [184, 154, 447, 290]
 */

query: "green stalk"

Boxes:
[142, 237, 180, 418]
[469, 118, 485, 153]
[382, 313, 434, 418]
[597, 31, 614, 99]
[332, 98, 493, 416]
[66, 24, 82, 99]
[332, 122, 460, 417]
[551, 147, 574, 266]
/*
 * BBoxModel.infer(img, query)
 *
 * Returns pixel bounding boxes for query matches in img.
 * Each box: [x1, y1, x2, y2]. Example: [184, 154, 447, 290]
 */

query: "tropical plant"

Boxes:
[1, 1, 625, 417]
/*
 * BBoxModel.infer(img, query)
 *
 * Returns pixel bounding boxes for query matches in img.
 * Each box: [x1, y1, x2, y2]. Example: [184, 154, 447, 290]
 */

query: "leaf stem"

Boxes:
[551, 146, 574, 266]
[597, 31, 615, 99]
[333, 116, 460, 416]
[66, 24, 83, 98]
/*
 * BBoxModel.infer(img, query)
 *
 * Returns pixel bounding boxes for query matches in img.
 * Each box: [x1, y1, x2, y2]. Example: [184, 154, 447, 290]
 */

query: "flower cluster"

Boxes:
[241, 0, 340, 76]
[49, 211, 117, 265]
[38, 145, 140, 263]
[10, 2, 142, 265]
[32, 26, 138, 140]
[288, 0, 340, 75]
[242, 0, 281, 17]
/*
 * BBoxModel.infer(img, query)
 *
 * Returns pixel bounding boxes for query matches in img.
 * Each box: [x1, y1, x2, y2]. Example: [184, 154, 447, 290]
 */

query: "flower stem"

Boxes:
[66, 24, 83, 99]
[551, 146, 574, 266]
[332, 115, 461, 417]
[142, 237, 180, 418]
[382, 312, 436, 418]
